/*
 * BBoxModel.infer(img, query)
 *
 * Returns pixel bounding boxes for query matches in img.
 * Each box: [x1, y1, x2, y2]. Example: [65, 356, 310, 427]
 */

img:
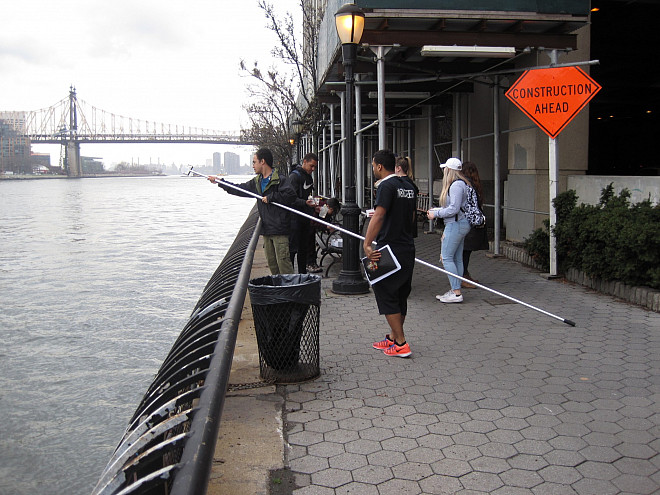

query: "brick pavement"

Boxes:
[281, 231, 660, 494]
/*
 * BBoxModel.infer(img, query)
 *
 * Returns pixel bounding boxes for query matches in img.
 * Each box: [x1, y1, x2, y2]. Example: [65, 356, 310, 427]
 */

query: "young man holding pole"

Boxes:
[363, 150, 417, 358]
[209, 148, 296, 275]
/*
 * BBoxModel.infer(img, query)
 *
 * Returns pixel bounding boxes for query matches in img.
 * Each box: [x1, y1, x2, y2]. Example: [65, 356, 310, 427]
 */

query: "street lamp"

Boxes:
[289, 137, 296, 168]
[332, 4, 370, 295]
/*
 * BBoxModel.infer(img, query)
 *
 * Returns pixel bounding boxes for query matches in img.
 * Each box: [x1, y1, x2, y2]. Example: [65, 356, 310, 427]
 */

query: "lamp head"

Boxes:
[335, 4, 365, 45]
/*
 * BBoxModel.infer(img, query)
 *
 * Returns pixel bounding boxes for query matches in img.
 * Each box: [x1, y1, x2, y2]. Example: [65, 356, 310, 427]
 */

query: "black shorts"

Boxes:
[371, 247, 415, 315]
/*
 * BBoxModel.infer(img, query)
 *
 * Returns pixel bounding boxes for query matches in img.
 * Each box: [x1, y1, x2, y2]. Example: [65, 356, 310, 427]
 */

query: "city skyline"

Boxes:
[0, 0, 302, 167]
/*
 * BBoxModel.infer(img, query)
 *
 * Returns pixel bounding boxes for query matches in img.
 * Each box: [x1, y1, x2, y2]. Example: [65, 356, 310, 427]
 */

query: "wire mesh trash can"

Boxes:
[248, 274, 321, 383]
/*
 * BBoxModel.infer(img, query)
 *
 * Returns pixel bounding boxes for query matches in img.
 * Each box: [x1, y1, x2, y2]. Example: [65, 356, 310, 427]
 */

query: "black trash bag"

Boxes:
[248, 274, 321, 306]
[248, 274, 321, 371]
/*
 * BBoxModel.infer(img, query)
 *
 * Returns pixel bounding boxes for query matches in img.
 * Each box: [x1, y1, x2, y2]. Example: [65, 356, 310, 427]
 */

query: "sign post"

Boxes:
[505, 58, 601, 276]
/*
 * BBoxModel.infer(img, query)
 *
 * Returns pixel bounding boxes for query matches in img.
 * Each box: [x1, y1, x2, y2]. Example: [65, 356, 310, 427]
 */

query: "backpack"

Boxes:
[460, 180, 486, 228]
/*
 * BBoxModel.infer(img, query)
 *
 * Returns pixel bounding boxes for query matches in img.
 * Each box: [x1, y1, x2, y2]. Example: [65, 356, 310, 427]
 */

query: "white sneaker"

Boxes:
[436, 290, 463, 303]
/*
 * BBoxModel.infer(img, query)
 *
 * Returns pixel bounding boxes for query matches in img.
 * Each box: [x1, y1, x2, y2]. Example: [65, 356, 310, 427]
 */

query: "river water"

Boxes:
[0, 175, 253, 495]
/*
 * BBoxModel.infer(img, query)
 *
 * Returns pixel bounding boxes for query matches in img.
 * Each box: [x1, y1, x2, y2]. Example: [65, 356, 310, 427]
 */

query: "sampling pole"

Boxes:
[189, 167, 576, 327]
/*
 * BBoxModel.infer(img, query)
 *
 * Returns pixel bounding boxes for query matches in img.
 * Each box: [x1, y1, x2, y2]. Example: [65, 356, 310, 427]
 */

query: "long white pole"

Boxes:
[189, 167, 575, 327]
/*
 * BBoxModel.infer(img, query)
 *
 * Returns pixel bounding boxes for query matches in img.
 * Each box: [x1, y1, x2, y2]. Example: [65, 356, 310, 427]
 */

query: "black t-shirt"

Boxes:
[374, 175, 417, 251]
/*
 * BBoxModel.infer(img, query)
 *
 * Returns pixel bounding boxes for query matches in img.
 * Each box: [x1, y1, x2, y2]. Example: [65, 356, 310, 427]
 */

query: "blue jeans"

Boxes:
[441, 219, 471, 290]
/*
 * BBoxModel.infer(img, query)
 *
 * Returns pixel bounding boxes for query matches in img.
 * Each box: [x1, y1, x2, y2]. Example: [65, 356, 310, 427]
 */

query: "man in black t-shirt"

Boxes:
[363, 149, 417, 358]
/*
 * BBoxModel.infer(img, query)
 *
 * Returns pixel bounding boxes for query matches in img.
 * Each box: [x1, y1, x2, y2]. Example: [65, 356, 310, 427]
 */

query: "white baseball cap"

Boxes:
[440, 157, 462, 171]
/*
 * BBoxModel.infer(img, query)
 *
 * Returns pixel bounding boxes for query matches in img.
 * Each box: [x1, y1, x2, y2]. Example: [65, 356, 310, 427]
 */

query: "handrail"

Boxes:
[92, 207, 262, 495]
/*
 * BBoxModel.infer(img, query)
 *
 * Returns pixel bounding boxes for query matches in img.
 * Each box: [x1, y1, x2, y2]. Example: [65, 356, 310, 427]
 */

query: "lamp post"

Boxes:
[332, 4, 370, 295]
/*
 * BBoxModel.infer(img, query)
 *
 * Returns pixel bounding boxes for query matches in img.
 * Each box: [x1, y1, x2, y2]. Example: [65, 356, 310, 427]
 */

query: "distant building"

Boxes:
[212, 152, 222, 174]
[0, 112, 30, 174]
[81, 157, 105, 174]
[31, 152, 52, 174]
[223, 151, 240, 175]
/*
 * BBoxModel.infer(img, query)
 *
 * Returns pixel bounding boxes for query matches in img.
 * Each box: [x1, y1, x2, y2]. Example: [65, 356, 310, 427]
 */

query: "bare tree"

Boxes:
[240, 0, 324, 171]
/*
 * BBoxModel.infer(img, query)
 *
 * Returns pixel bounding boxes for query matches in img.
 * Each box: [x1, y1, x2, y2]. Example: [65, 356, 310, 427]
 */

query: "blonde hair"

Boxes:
[439, 167, 470, 206]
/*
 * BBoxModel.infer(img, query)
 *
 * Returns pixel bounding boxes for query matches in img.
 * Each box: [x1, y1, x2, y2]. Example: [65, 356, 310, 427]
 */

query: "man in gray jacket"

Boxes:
[209, 148, 296, 274]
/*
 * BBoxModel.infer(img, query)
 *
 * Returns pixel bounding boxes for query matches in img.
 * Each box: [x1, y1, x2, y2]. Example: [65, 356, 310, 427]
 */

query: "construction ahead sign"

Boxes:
[505, 66, 601, 139]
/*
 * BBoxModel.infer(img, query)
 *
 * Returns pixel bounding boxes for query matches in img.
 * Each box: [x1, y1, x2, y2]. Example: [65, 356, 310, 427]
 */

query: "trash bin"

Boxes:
[248, 274, 321, 383]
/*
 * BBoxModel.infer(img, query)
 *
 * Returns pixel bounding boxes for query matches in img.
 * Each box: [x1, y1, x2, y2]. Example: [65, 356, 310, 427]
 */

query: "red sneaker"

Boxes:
[372, 335, 394, 350]
[383, 342, 412, 358]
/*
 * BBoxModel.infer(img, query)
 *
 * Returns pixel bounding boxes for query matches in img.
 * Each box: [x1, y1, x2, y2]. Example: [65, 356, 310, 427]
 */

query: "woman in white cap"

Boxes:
[426, 157, 471, 303]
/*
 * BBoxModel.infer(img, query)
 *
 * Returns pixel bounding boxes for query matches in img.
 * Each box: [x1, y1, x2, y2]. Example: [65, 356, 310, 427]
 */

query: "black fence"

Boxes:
[92, 208, 261, 495]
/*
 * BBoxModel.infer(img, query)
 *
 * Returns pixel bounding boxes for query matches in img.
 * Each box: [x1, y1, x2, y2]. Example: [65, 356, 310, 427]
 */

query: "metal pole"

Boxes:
[369, 135, 374, 207]
[454, 93, 462, 159]
[330, 104, 336, 198]
[332, 43, 370, 294]
[549, 136, 558, 276]
[427, 109, 434, 233]
[339, 91, 346, 204]
[356, 74, 364, 207]
[377, 46, 387, 149]
[392, 123, 396, 155]
[322, 120, 328, 196]
[549, 50, 559, 277]
[493, 76, 502, 256]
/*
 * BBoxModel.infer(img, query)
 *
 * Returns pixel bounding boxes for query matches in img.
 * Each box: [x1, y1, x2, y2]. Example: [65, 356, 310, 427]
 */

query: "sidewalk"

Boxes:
[214, 232, 660, 494]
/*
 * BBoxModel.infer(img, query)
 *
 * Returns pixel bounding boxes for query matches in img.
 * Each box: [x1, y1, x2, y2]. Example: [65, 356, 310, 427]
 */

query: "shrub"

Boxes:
[523, 184, 660, 289]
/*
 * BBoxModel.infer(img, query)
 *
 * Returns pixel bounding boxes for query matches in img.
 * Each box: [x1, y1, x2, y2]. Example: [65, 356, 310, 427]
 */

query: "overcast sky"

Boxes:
[0, 0, 303, 168]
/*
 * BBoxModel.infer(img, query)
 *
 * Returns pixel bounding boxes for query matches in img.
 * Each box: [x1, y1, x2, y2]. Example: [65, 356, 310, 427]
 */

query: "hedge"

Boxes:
[523, 184, 660, 290]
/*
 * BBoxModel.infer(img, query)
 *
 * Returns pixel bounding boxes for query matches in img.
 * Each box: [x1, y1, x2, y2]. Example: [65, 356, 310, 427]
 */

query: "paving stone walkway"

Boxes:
[281, 232, 659, 494]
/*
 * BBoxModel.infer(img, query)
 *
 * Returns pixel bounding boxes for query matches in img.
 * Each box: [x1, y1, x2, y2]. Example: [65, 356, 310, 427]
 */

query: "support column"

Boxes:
[356, 74, 364, 208]
[329, 104, 336, 198]
[454, 93, 462, 159]
[322, 122, 328, 196]
[377, 46, 387, 149]
[493, 77, 502, 255]
[339, 91, 346, 204]
[67, 85, 82, 177]
[370, 46, 390, 150]
[427, 109, 434, 233]
[67, 141, 82, 177]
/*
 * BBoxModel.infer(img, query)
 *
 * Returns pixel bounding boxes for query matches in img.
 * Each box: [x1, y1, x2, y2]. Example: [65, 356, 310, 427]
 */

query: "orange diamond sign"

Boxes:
[505, 66, 601, 139]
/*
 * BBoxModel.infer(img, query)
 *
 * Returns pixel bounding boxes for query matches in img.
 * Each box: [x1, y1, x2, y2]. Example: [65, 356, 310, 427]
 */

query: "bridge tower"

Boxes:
[66, 86, 82, 177]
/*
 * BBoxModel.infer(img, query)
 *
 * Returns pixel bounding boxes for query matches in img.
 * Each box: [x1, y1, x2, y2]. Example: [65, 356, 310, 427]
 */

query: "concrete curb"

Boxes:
[207, 238, 284, 495]
[495, 241, 660, 313]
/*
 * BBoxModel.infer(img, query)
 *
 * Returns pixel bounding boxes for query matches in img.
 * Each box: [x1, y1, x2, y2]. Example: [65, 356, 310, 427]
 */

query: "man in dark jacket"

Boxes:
[289, 153, 318, 274]
[209, 148, 296, 274]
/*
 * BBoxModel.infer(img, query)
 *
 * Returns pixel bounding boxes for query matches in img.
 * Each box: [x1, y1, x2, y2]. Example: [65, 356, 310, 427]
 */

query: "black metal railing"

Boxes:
[92, 208, 261, 495]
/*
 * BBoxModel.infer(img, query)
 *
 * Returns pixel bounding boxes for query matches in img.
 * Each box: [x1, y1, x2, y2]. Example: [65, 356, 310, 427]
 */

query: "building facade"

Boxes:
[298, 0, 658, 242]
[212, 152, 222, 174]
[0, 112, 31, 174]
[223, 151, 240, 175]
